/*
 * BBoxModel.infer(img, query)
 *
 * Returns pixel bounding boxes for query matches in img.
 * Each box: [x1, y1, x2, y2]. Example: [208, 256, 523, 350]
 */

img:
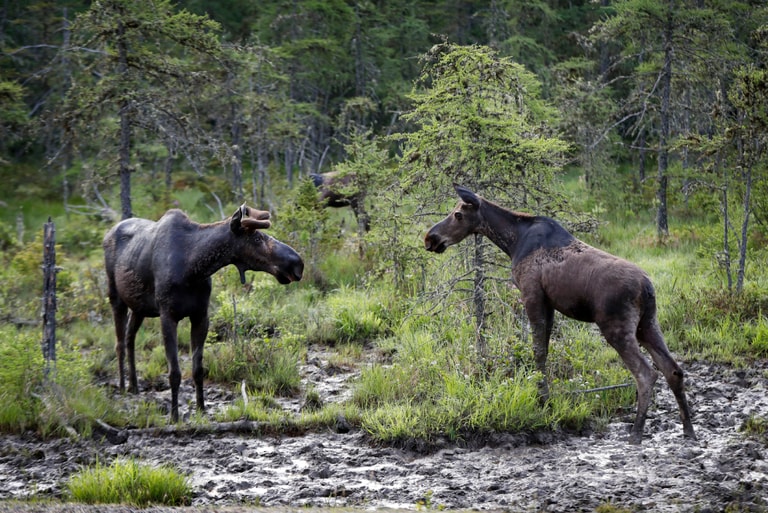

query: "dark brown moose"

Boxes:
[103, 204, 303, 422]
[310, 171, 370, 231]
[424, 184, 695, 444]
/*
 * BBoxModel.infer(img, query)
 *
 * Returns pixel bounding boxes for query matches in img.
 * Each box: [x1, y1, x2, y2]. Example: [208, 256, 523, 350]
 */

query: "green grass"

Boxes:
[67, 458, 191, 506]
[0, 326, 127, 437]
[2, 169, 767, 448]
[205, 335, 303, 396]
[351, 317, 629, 443]
[740, 415, 768, 445]
[358, 369, 593, 443]
[305, 284, 393, 344]
[214, 392, 361, 434]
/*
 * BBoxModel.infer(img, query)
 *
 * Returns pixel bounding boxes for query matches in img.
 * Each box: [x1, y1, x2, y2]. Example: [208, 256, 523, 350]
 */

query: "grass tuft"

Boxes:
[206, 336, 302, 396]
[67, 458, 192, 506]
[740, 415, 768, 445]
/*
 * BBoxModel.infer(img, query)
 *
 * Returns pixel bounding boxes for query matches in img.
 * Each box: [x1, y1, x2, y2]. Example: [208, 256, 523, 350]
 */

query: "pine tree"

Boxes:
[60, 0, 224, 219]
[396, 43, 569, 355]
[592, 0, 736, 238]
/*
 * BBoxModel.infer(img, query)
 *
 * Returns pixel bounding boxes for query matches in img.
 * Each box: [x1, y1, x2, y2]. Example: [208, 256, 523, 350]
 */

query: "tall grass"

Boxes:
[67, 458, 191, 506]
[0, 325, 126, 437]
[353, 319, 621, 443]
[206, 335, 303, 396]
[215, 393, 362, 434]
[299, 284, 392, 344]
[0, 327, 42, 433]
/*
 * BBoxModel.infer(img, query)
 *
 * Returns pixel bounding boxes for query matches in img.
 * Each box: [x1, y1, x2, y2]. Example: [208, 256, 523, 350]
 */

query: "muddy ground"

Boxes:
[0, 349, 767, 512]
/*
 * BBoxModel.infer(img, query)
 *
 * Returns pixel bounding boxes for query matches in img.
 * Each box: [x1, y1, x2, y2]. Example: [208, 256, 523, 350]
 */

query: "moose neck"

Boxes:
[186, 220, 237, 278]
[476, 200, 529, 259]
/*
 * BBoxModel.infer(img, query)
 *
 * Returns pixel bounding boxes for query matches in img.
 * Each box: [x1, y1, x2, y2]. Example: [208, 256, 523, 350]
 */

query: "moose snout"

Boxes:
[290, 257, 304, 282]
[424, 232, 447, 254]
[279, 254, 304, 284]
[268, 239, 304, 284]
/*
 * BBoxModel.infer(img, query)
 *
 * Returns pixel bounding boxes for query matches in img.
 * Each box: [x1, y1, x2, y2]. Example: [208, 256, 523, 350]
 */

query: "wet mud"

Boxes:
[1, 353, 766, 512]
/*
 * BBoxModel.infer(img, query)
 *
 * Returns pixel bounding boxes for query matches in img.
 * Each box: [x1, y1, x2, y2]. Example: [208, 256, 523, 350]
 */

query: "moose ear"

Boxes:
[454, 184, 480, 208]
[234, 205, 272, 232]
[230, 204, 245, 234]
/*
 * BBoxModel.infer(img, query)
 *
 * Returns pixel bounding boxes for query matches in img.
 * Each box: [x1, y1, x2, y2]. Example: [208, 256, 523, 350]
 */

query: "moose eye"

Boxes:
[454, 212, 463, 221]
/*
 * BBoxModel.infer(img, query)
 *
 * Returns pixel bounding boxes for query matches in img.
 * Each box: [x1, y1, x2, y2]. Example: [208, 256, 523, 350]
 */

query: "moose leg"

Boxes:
[189, 313, 209, 414]
[601, 323, 657, 444]
[638, 320, 696, 440]
[525, 301, 555, 402]
[160, 314, 182, 423]
[111, 302, 129, 392]
[125, 311, 144, 394]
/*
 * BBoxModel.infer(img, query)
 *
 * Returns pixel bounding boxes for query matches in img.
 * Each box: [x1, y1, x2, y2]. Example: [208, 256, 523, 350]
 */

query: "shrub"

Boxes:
[37, 338, 127, 438]
[318, 251, 368, 288]
[0, 221, 20, 252]
[58, 262, 109, 324]
[210, 279, 319, 339]
[57, 219, 104, 256]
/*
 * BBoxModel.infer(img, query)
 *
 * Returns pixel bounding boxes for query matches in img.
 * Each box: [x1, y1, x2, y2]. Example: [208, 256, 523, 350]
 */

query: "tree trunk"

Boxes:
[228, 69, 244, 202]
[61, 8, 72, 213]
[231, 119, 244, 202]
[639, 131, 646, 183]
[117, 19, 132, 220]
[473, 234, 487, 358]
[682, 87, 691, 208]
[736, 164, 752, 293]
[598, 0, 611, 76]
[353, 3, 365, 97]
[285, 145, 295, 186]
[42, 218, 57, 380]
[0, 0, 6, 43]
[257, 143, 267, 208]
[656, 3, 673, 238]
[164, 141, 174, 207]
[637, 31, 646, 185]
[720, 153, 733, 291]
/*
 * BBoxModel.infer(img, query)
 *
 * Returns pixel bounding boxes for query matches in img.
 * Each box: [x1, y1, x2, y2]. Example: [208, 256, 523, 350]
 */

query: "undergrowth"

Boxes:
[1, 173, 766, 449]
[0, 326, 126, 437]
[353, 314, 633, 444]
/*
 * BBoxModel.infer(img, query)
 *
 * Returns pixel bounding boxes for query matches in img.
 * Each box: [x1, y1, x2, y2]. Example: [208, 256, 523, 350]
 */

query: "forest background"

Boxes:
[1, 0, 768, 449]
